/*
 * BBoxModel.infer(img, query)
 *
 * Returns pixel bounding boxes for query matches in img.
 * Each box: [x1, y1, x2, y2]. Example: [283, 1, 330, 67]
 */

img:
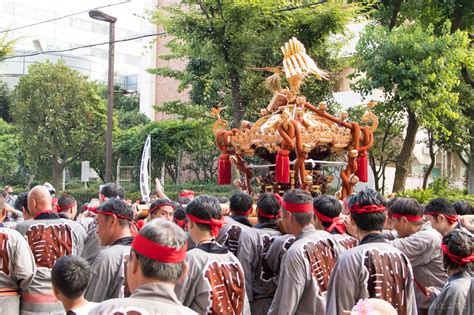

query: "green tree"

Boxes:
[0, 82, 12, 122]
[353, 22, 469, 192]
[151, 0, 352, 126]
[98, 84, 150, 130]
[362, 0, 474, 192]
[11, 60, 107, 190]
[115, 120, 217, 185]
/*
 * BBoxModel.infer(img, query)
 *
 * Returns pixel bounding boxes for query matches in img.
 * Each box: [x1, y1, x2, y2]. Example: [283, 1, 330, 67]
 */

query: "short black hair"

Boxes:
[216, 196, 229, 204]
[257, 193, 280, 223]
[58, 194, 76, 212]
[100, 183, 125, 199]
[14, 192, 29, 212]
[388, 198, 423, 224]
[177, 196, 191, 205]
[425, 198, 456, 216]
[349, 189, 386, 232]
[442, 229, 473, 272]
[452, 201, 473, 215]
[282, 189, 313, 226]
[149, 198, 175, 215]
[313, 195, 342, 229]
[173, 206, 186, 221]
[186, 195, 222, 232]
[229, 192, 253, 216]
[51, 255, 91, 299]
[97, 198, 133, 226]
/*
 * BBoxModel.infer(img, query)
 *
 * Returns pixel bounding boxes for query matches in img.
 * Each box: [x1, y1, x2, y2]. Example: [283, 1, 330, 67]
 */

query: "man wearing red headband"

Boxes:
[15, 185, 87, 314]
[216, 192, 252, 256]
[237, 193, 283, 314]
[268, 189, 341, 315]
[327, 189, 416, 315]
[387, 198, 447, 314]
[0, 194, 36, 315]
[313, 195, 358, 250]
[81, 183, 125, 265]
[92, 219, 196, 314]
[428, 229, 473, 315]
[56, 194, 77, 220]
[424, 198, 464, 236]
[148, 198, 175, 222]
[85, 198, 134, 302]
[175, 195, 250, 314]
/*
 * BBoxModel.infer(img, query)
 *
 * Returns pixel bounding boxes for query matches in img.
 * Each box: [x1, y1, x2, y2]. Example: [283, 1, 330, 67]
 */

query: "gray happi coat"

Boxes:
[326, 235, 417, 315]
[85, 237, 132, 302]
[176, 242, 250, 315]
[91, 282, 197, 315]
[264, 234, 295, 280]
[237, 224, 282, 314]
[388, 225, 448, 311]
[0, 225, 36, 315]
[428, 271, 472, 315]
[268, 225, 341, 315]
[216, 216, 250, 257]
[15, 216, 86, 314]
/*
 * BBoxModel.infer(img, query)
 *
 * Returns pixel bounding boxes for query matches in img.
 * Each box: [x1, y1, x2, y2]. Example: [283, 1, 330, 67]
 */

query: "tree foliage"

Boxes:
[352, 21, 469, 191]
[151, 0, 353, 125]
[115, 119, 218, 185]
[11, 60, 107, 189]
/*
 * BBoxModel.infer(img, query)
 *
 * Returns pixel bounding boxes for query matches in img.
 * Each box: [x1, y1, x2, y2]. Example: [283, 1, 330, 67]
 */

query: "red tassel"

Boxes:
[275, 150, 290, 184]
[356, 152, 368, 182]
[218, 154, 231, 185]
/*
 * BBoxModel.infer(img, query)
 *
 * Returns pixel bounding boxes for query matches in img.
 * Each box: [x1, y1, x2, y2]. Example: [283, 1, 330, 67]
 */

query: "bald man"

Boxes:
[15, 185, 87, 315]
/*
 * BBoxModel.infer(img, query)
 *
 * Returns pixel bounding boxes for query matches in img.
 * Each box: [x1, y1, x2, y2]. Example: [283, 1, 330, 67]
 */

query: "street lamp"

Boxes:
[89, 9, 117, 183]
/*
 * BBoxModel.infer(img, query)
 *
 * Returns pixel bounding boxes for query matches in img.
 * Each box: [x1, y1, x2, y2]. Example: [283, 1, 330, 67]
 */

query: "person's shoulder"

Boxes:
[0, 226, 24, 238]
[92, 297, 198, 314]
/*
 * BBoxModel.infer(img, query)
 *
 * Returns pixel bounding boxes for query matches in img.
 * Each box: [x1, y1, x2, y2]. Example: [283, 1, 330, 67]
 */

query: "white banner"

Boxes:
[140, 135, 151, 202]
[81, 161, 90, 182]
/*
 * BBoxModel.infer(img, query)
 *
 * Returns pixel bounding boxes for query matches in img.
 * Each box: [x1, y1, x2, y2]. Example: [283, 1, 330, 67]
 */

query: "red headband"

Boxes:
[179, 191, 195, 198]
[186, 214, 226, 236]
[236, 207, 253, 217]
[350, 203, 386, 214]
[314, 208, 346, 234]
[97, 210, 133, 222]
[87, 206, 98, 213]
[57, 204, 75, 213]
[424, 212, 458, 225]
[149, 203, 176, 215]
[441, 244, 474, 266]
[281, 200, 313, 213]
[132, 234, 187, 263]
[257, 207, 280, 219]
[391, 213, 424, 222]
[174, 219, 186, 228]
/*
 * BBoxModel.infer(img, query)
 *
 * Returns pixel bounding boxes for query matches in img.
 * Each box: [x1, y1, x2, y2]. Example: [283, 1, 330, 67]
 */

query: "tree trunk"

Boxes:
[422, 133, 437, 189]
[52, 159, 64, 193]
[229, 68, 244, 127]
[393, 111, 419, 192]
[468, 127, 474, 194]
[388, 0, 402, 31]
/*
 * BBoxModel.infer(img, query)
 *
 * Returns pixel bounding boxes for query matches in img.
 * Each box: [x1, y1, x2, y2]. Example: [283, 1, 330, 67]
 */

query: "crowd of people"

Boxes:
[0, 181, 472, 315]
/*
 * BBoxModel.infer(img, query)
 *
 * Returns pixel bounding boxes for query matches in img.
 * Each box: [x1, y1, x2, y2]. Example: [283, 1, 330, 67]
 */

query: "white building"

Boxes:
[0, 0, 157, 119]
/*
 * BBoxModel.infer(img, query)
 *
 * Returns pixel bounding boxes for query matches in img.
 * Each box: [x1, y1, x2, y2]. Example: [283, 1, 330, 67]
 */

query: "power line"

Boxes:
[0, 32, 166, 61]
[0, 0, 131, 34]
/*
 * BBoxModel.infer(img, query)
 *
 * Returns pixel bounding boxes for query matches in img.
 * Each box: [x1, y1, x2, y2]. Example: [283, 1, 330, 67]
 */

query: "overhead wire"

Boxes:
[0, 0, 131, 34]
[0, 32, 167, 61]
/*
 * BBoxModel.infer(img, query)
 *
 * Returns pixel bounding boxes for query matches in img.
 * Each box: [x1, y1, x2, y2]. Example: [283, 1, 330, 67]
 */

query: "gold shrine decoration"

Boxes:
[212, 37, 378, 200]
